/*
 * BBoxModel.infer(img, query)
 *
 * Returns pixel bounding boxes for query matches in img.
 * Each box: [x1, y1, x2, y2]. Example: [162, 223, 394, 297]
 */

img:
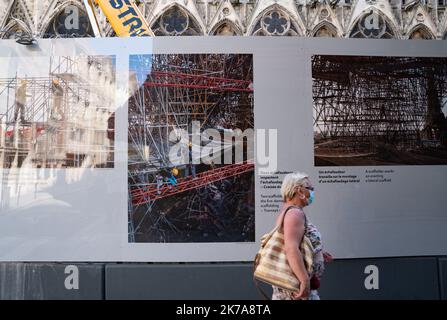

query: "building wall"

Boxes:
[1, 0, 446, 39]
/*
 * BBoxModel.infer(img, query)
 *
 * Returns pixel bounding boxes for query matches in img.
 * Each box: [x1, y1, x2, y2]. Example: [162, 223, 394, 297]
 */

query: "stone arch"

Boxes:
[149, 4, 204, 36]
[40, 0, 93, 38]
[209, 19, 242, 36]
[1, 19, 27, 39]
[348, 9, 399, 39]
[1, 0, 34, 39]
[248, 4, 304, 36]
[407, 24, 435, 40]
[311, 21, 340, 38]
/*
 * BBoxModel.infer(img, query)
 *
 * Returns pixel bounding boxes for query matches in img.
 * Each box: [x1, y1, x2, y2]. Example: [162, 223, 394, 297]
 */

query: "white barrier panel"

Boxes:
[0, 37, 446, 261]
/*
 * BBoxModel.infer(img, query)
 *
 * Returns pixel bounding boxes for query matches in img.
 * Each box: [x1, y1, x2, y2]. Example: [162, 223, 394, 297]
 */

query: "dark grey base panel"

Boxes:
[0, 263, 104, 300]
[319, 257, 440, 300]
[0, 257, 446, 300]
[105, 263, 269, 300]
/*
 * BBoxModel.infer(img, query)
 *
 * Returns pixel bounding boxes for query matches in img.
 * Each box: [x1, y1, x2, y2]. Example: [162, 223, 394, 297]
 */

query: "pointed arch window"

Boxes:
[251, 9, 300, 36]
[213, 23, 238, 36]
[2, 23, 25, 39]
[151, 6, 201, 36]
[409, 26, 433, 40]
[349, 11, 395, 39]
[313, 25, 337, 37]
[44, 5, 93, 38]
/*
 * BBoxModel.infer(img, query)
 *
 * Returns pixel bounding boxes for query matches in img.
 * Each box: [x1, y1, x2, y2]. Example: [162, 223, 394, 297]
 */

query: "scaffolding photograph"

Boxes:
[312, 55, 447, 166]
[128, 54, 254, 243]
[0, 55, 116, 170]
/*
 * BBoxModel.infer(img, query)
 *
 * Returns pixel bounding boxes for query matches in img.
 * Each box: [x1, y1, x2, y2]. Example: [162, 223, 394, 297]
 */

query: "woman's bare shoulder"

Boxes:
[285, 207, 305, 223]
[276, 206, 304, 226]
[288, 206, 304, 214]
[284, 206, 304, 218]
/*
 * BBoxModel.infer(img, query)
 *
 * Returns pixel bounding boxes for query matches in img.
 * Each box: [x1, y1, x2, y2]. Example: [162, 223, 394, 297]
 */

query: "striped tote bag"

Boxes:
[253, 206, 314, 292]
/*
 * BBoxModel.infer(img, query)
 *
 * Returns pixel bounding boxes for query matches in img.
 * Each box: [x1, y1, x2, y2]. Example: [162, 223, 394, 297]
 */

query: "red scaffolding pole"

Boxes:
[144, 71, 253, 92]
[131, 162, 254, 206]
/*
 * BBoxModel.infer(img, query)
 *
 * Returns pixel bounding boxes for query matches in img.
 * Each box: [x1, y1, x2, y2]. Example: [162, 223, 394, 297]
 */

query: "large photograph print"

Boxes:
[0, 55, 116, 169]
[313, 55, 447, 166]
[128, 54, 255, 243]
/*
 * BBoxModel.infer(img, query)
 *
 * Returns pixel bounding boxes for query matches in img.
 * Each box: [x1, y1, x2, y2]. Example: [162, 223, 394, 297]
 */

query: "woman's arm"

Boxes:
[283, 209, 310, 298]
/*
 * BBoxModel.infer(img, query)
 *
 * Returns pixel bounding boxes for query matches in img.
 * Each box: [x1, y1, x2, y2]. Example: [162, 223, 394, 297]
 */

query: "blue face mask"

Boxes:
[308, 190, 315, 205]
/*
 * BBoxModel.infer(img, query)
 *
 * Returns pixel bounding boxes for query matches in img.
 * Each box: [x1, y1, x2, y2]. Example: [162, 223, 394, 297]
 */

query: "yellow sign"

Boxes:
[94, 0, 154, 37]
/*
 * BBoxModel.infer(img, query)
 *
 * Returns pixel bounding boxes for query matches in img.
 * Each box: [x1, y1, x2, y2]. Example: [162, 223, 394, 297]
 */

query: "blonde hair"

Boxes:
[280, 172, 309, 202]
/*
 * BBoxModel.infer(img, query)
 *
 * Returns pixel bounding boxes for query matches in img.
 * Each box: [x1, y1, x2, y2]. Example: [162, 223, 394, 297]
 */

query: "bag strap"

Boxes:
[260, 206, 306, 245]
[280, 205, 307, 233]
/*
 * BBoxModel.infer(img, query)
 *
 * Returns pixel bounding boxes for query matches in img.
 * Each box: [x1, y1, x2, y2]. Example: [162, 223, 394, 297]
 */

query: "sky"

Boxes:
[129, 54, 152, 86]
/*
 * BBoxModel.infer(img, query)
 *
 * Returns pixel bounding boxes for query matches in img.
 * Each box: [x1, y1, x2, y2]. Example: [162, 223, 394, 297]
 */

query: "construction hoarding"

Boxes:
[0, 37, 446, 261]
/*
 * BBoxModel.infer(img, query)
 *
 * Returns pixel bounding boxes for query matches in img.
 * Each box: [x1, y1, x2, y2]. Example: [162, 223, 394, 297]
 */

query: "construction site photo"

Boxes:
[313, 55, 447, 166]
[128, 53, 255, 243]
[0, 55, 116, 170]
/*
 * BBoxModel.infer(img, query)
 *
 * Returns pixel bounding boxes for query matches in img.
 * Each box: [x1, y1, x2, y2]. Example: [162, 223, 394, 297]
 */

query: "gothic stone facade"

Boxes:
[0, 0, 446, 39]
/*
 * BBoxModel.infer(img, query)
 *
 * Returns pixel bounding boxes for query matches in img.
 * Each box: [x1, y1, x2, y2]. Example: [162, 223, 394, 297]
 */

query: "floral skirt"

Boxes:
[271, 286, 320, 300]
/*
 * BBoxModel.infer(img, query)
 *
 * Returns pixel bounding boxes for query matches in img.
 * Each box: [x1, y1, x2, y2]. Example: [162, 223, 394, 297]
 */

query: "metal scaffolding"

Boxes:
[312, 55, 447, 161]
[128, 54, 254, 242]
[132, 162, 255, 205]
[0, 56, 115, 169]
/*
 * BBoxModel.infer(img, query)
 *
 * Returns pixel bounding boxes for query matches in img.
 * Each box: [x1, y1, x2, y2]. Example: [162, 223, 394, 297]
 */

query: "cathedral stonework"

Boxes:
[0, 0, 446, 40]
